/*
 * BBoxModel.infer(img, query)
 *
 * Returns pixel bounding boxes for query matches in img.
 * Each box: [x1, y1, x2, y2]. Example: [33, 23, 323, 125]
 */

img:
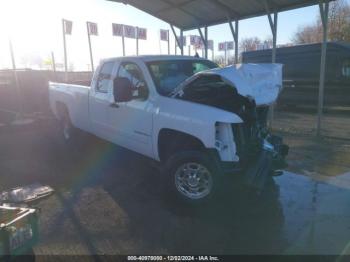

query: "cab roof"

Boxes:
[102, 55, 208, 64]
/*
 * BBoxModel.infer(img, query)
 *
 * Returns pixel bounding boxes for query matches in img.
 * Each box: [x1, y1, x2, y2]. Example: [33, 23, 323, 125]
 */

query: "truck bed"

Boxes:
[49, 82, 91, 132]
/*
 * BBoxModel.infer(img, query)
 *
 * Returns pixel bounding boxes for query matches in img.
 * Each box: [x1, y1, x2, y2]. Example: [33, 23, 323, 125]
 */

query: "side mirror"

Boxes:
[113, 77, 133, 102]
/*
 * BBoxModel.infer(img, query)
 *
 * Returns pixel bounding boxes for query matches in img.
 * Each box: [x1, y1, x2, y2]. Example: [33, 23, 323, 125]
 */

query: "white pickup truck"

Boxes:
[49, 55, 288, 202]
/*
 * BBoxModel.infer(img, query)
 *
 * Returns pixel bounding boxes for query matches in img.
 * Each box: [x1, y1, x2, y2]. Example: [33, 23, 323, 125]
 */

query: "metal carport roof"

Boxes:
[108, 0, 333, 137]
[109, 0, 331, 31]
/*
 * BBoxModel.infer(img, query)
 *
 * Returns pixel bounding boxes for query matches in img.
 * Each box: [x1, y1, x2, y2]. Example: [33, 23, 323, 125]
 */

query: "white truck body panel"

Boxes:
[152, 96, 242, 161]
[49, 83, 91, 132]
[49, 56, 282, 164]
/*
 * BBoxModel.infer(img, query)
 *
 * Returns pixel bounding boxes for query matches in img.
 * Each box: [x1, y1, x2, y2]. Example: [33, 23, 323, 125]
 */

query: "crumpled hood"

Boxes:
[174, 63, 283, 106]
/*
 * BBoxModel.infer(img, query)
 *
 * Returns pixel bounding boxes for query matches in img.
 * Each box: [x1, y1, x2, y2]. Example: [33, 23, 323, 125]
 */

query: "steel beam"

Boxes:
[170, 25, 181, 47]
[205, 26, 208, 59]
[264, 0, 278, 63]
[317, 1, 329, 136]
[62, 19, 68, 81]
[180, 30, 184, 55]
[229, 20, 239, 64]
[171, 24, 186, 56]
[271, 12, 278, 63]
[9, 39, 22, 115]
[198, 27, 208, 58]
[86, 22, 94, 72]
[264, 0, 278, 129]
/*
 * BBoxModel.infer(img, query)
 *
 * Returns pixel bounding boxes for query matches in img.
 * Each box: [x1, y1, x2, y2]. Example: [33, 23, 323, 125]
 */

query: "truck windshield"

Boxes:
[147, 59, 218, 96]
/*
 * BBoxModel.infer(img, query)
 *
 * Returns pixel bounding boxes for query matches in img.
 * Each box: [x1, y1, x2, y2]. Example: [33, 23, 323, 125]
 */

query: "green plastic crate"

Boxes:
[0, 205, 39, 257]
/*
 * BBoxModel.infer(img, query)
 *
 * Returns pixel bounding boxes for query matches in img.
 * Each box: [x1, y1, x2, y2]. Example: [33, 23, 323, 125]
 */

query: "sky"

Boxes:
[0, 0, 324, 70]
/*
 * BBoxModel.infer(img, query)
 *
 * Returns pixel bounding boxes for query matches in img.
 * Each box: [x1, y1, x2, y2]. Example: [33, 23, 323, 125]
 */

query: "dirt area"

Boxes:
[0, 111, 349, 255]
[274, 110, 350, 139]
[273, 111, 350, 177]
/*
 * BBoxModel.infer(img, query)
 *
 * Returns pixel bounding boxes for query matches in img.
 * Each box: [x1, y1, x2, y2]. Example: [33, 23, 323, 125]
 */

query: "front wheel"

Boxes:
[164, 151, 221, 203]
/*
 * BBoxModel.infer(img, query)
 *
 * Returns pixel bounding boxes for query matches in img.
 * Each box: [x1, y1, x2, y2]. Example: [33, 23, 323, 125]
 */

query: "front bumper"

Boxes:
[214, 134, 288, 190]
[243, 134, 289, 189]
[265, 134, 289, 170]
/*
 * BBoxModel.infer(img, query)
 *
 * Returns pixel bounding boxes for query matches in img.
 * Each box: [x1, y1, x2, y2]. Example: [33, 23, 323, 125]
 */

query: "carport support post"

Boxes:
[62, 19, 68, 82]
[270, 12, 278, 63]
[229, 20, 239, 64]
[198, 27, 208, 59]
[51, 52, 56, 73]
[212, 44, 214, 61]
[264, 1, 278, 63]
[86, 22, 94, 72]
[122, 27, 126, 56]
[175, 39, 177, 55]
[317, 1, 329, 136]
[180, 30, 184, 55]
[205, 27, 208, 59]
[170, 24, 182, 56]
[51, 51, 57, 81]
[270, 11, 278, 129]
[264, 0, 278, 129]
[167, 30, 170, 55]
[9, 39, 23, 116]
[136, 27, 139, 55]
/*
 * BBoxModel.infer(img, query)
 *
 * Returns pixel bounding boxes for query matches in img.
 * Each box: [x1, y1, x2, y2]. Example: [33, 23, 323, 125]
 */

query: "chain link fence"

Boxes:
[273, 79, 350, 139]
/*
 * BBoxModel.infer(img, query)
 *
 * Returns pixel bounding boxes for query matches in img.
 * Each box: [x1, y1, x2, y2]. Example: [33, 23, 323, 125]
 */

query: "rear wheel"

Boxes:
[62, 117, 72, 141]
[57, 108, 87, 150]
[164, 151, 221, 204]
[60, 113, 76, 143]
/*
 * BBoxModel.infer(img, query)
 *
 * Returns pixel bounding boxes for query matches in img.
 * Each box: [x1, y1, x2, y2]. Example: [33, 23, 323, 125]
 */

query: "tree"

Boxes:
[239, 37, 261, 51]
[292, 0, 350, 44]
[20, 54, 43, 69]
[292, 24, 322, 44]
[328, 0, 350, 41]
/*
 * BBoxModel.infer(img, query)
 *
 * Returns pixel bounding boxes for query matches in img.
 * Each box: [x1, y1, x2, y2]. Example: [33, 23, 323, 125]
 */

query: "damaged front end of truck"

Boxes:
[172, 63, 289, 189]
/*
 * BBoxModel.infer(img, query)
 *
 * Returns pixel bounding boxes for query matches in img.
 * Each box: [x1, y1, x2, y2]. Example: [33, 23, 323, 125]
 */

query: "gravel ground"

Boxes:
[0, 111, 349, 256]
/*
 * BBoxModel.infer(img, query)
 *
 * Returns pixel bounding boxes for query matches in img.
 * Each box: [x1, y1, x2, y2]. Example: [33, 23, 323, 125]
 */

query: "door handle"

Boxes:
[109, 103, 119, 108]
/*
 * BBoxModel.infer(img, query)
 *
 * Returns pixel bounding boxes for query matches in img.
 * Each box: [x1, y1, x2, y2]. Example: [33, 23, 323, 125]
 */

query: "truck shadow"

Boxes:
[8, 121, 287, 255]
[56, 135, 288, 254]
[4, 119, 349, 255]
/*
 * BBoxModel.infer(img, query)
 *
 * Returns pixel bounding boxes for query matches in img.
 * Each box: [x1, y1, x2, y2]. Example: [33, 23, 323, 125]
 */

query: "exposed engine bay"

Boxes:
[175, 74, 268, 128]
[175, 73, 270, 160]
[174, 70, 288, 189]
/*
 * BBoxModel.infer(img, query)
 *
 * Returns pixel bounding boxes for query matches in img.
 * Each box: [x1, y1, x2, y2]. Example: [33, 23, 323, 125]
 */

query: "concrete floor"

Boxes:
[0, 118, 350, 256]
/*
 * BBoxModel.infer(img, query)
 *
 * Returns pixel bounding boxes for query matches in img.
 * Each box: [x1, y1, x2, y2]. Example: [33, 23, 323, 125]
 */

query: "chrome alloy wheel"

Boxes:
[174, 162, 213, 200]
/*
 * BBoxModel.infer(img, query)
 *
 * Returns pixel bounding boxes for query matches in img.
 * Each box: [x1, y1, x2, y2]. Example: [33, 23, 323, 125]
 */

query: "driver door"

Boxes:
[107, 61, 153, 157]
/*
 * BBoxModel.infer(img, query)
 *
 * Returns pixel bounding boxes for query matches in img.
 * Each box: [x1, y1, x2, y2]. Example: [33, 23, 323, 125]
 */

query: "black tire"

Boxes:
[58, 110, 91, 153]
[163, 150, 222, 204]
[59, 112, 78, 145]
